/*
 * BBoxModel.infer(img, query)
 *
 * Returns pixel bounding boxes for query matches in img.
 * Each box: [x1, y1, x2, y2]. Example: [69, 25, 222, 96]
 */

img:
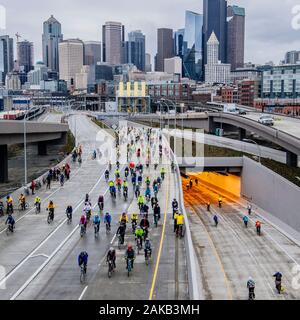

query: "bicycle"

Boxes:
[6, 224, 14, 236]
[107, 259, 114, 278]
[154, 214, 159, 228]
[18, 202, 29, 212]
[35, 203, 41, 214]
[67, 213, 72, 225]
[136, 237, 142, 255]
[126, 258, 134, 277]
[105, 222, 111, 234]
[94, 224, 100, 238]
[176, 225, 184, 239]
[47, 210, 54, 224]
[80, 264, 87, 283]
[145, 249, 151, 266]
[118, 234, 123, 250]
[80, 225, 86, 237]
[123, 189, 128, 201]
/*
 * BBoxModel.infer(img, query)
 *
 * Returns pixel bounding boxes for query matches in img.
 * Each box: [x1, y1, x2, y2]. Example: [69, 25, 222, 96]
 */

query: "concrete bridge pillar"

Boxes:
[238, 128, 246, 141]
[286, 151, 298, 167]
[0, 145, 8, 183]
[38, 142, 47, 156]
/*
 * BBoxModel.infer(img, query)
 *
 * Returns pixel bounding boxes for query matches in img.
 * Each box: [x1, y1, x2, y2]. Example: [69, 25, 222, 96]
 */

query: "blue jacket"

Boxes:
[93, 215, 100, 224]
[104, 214, 112, 223]
[6, 215, 15, 225]
[78, 253, 88, 266]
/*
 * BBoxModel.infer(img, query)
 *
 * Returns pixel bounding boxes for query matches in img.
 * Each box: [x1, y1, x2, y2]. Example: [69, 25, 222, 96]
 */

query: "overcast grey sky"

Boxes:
[0, 0, 300, 65]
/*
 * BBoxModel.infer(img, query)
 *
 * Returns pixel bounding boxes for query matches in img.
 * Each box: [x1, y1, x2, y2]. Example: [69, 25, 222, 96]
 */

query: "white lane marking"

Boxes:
[110, 234, 116, 245]
[10, 224, 80, 300]
[29, 254, 49, 259]
[78, 286, 88, 300]
[0, 165, 107, 291]
[0, 148, 91, 235]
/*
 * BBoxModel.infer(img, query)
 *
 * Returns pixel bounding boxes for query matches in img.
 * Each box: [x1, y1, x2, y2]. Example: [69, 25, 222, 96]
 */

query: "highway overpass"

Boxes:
[0, 120, 69, 183]
[130, 112, 300, 167]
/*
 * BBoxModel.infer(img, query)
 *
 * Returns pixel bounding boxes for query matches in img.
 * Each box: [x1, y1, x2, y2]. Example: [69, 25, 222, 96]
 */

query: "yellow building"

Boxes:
[117, 81, 150, 113]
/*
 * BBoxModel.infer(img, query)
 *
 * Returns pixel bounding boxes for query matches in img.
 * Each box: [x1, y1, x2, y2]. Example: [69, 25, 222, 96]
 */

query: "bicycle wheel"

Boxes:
[80, 270, 85, 283]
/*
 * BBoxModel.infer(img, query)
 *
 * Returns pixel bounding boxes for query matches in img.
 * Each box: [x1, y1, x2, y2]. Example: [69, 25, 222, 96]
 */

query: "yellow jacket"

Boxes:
[176, 215, 184, 225]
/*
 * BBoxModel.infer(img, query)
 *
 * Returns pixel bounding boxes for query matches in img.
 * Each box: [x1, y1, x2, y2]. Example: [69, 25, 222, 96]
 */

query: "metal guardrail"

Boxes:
[163, 135, 202, 300]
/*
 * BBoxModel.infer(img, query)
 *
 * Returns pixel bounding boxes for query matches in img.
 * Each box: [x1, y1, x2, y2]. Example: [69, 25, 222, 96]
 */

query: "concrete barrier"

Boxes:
[166, 137, 202, 300]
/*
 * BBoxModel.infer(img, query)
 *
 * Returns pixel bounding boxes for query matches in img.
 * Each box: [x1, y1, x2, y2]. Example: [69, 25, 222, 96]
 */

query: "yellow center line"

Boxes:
[149, 171, 170, 300]
[187, 198, 233, 301]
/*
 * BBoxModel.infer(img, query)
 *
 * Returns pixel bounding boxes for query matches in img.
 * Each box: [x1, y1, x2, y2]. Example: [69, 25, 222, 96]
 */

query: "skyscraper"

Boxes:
[155, 28, 174, 72]
[285, 51, 300, 64]
[183, 11, 203, 80]
[205, 32, 231, 84]
[145, 53, 152, 72]
[84, 41, 101, 66]
[227, 5, 245, 70]
[203, 0, 227, 65]
[174, 28, 186, 58]
[0, 35, 14, 84]
[42, 15, 63, 72]
[125, 30, 146, 71]
[58, 39, 84, 88]
[17, 40, 34, 73]
[102, 21, 125, 65]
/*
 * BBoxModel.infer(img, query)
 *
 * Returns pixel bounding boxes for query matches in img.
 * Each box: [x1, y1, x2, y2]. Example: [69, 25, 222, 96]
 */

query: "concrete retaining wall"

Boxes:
[241, 157, 300, 233]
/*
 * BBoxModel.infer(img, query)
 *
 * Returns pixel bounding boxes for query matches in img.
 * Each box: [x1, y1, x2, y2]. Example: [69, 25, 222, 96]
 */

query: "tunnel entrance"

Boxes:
[183, 171, 241, 200]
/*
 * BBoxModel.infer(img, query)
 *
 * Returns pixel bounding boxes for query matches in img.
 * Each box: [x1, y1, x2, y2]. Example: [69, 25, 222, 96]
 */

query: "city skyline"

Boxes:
[0, 0, 299, 66]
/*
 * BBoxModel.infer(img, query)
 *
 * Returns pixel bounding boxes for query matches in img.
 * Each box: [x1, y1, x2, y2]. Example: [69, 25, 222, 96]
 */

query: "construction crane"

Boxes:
[15, 32, 21, 43]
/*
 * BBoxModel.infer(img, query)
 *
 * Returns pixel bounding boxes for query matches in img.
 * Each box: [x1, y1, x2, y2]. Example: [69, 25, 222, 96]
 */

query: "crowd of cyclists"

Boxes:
[0, 122, 285, 298]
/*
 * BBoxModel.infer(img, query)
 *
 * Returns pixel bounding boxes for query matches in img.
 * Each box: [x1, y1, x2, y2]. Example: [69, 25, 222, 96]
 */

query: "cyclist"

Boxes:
[176, 212, 184, 237]
[79, 214, 87, 231]
[218, 196, 223, 208]
[160, 167, 166, 180]
[107, 248, 116, 270]
[247, 277, 256, 300]
[78, 251, 88, 274]
[98, 195, 104, 211]
[124, 167, 129, 178]
[131, 175, 137, 186]
[0, 201, 4, 216]
[125, 244, 135, 270]
[145, 187, 151, 201]
[116, 177, 122, 191]
[157, 176, 162, 189]
[255, 220, 262, 235]
[93, 213, 101, 234]
[47, 201, 55, 221]
[105, 169, 110, 181]
[119, 212, 129, 225]
[60, 173, 65, 186]
[116, 222, 126, 245]
[135, 184, 140, 198]
[173, 211, 179, 233]
[19, 194, 26, 211]
[131, 212, 138, 227]
[154, 203, 161, 223]
[153, 183, 159, 197]
[137, 195, 145, 211]
[66, 205, 73, 222]
[273, 272, 283, 294]
[248, 204, 252, 215]
[243, 215, 249, 228]
[104, 212, 112, 231]
[84, 194, 91, 206]
[140, 215, 150, 239]
[144, 238, 152, 259]
[93, 150, 97, 159]
[138, 175, 143, 186]
[34, 196, 41, 213]
[172, 199, 179, 218]
[145, 176, 150, 186]
[115, 168, 120, 179]
[84, 203, 92, 222]
[151, 196, 158, 209]
[135, 226, 145, 248]
[213, 215, 219, 227]
[5, 214, 15, 233]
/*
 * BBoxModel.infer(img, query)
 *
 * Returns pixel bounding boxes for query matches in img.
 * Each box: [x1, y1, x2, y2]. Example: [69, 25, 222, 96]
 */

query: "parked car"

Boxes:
[258, 115, 274, 126]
